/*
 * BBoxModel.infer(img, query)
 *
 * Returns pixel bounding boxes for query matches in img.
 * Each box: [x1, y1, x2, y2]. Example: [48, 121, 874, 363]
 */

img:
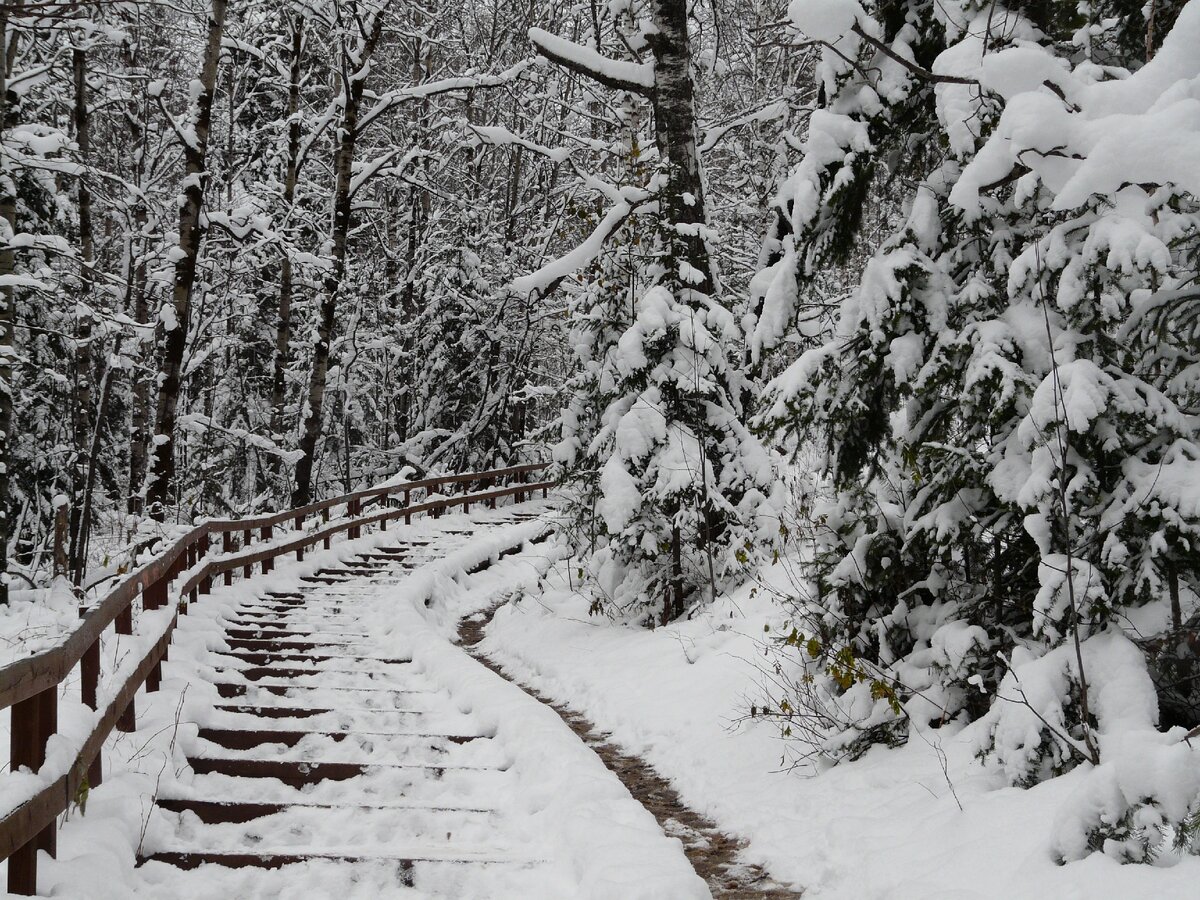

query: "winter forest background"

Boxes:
[5, 0, 1200, 874]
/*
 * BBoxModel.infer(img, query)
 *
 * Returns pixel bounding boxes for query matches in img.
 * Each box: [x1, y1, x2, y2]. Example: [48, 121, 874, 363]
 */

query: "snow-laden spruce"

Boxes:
[533, 1, 783, 624]
[752, 0, 1200, 863]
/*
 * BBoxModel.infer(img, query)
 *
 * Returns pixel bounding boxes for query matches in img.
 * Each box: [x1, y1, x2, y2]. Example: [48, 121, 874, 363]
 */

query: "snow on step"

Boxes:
[65, 504, 706, 898]
[129, 510, 568, 895]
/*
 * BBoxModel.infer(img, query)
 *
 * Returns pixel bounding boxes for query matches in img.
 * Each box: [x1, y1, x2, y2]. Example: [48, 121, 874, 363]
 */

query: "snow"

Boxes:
[18, 506, 706, 899]
[787, 0, 866, 45]
[472, 549, 1200, 897]
[0, 580, 80, 668]
[510, 184, 652, 297]
[952, 3, 1200, 215]
[527, 28, 655, 91]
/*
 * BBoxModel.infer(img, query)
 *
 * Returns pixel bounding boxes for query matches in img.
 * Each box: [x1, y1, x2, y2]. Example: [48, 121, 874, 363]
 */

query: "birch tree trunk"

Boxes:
[291, 13, 384, 506]
[648, 0, 713, 295]
[145, 0, 228, 520]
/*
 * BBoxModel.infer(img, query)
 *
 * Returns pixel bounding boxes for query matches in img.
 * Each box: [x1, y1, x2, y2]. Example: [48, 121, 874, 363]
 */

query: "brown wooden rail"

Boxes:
[0, 463, 550, 894]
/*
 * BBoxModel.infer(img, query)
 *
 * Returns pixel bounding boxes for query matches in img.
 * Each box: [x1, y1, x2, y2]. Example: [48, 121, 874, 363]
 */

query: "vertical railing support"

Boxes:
[77, 603, 104, 787]
[8, 682, 59, 894]
[115, 599, 135, 732]
[295, 515, 305, 560]
[262, 524, 273, 573]
[348, 498, 360, 539]
[223, 531, 233, 585]
[243, 529, 252, 579]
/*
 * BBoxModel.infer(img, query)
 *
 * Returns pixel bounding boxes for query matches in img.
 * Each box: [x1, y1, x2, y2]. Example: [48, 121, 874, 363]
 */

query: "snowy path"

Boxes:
[44, 504, 706, 899]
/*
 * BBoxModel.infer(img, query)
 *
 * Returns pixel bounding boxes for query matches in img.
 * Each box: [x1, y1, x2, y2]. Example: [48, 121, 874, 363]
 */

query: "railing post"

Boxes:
[145, 570, 166, 611]
[197, 534, 210, 597]
[262, 524, 273, 573]
[77, 605, 103, 787]
[9, 682, 58, 893]
[243, 529, 252, 579]
[348, 498, 360, 539]
[295, 515, 304, 560]
[223, 531, 233, 585]
[404, 489, 411, 525]
[115, 599, 136, 732]
[53, 500, 68, 578]
[140, 571, 164, 691]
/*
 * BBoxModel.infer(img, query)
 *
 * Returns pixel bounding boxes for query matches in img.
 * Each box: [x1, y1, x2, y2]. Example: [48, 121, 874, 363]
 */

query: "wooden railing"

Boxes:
[0, 463, 551, 895]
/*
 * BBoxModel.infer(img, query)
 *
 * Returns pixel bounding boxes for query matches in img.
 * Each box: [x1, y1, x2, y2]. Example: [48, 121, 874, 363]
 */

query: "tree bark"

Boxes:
[145, 0, 228, 520]
[125, 25, 153, 516]
[0, 4, 18, 603]
[291, 13, 384, 506]
[270, 17, 303, 488]
[126, 202, 150, 516]
[68, 44, 95, 582]
[647, 0, 713, 295]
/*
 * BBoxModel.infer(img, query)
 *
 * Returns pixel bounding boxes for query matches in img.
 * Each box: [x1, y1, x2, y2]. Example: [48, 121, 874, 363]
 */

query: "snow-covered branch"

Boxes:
[528, 27, 655, 96]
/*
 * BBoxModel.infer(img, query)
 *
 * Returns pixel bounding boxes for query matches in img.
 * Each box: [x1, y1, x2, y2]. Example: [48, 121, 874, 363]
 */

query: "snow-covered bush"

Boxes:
[753, 0, 1200, 858]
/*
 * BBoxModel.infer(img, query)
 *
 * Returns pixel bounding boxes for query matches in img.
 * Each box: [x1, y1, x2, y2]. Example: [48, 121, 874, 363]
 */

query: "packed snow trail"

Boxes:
[44, 504, 706, 899]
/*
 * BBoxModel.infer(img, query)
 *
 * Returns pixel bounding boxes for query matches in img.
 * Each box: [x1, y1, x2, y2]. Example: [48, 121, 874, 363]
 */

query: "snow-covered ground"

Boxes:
[475, 543, 1200, 899]
[13, 505, 707, 899]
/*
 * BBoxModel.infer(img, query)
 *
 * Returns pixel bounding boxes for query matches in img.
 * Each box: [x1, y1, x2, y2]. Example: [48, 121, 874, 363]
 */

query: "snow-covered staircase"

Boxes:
[134, 516, 563, 896]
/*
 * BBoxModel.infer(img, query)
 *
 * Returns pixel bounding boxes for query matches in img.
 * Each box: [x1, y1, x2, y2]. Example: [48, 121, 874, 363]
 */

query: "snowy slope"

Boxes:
[477, 551, 1200, 898]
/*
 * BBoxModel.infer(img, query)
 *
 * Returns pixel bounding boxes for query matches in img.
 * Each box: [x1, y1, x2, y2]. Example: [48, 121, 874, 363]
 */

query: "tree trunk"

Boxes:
[126, 203, 150, 516]
[145, 0, 228, 520]
[68, 45, 95, 582]
[270, 18, 303, 490]
[648, 0, 713, 294]
[74, 339, 121, 583]
[291, 15, 383, 507]
[124, 27, 152, 516]
[0, 6, 16, 603]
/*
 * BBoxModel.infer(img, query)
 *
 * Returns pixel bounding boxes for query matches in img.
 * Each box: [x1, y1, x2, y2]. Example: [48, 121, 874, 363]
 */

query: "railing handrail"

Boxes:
[0, 463, 551, 889]
[203, 462, 549, 532]
[0, 462, 546, 710]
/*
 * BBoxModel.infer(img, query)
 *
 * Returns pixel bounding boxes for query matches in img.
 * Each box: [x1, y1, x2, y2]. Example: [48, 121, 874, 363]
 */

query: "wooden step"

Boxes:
[213, 651, 342, 667]
[154, 797, 495, 824]
[186, 757, 474, 785]
[224, 637, 350, 652]
[186, 757, 367, 784]
[217, 661, 410, 679]
[214, 704, 333, 719]
[195, 727, 478, 750]
[140, 851, 417, 876]
[212, 682, 425, 699]
[224, 628, 367, 641]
